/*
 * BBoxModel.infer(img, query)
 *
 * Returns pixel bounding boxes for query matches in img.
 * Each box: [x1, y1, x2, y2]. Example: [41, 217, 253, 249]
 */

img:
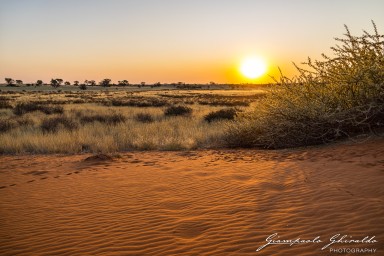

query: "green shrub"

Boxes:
[204, 108, 238, 123]
[225, 21, 384, 148]
[164, 105, 192, 116]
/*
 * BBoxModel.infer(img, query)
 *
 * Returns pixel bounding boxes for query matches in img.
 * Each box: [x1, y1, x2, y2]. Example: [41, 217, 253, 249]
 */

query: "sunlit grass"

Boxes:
[0, 101, 244, 153]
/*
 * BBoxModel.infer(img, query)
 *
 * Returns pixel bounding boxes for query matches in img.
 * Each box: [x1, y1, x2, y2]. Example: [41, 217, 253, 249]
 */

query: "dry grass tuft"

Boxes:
[135, 113, 155, 123]
[14, 102, 64, 116]
[164, 105, 192, 116]
[204, 108, 238, 123]
[40, 116, 78, 133]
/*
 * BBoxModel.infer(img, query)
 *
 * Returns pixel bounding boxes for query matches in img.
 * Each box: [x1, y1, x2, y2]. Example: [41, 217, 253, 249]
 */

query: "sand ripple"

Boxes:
[1, 139, 384, 255]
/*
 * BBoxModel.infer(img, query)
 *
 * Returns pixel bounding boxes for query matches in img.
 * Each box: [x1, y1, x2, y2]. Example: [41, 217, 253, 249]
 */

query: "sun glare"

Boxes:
[240, 57, 267, 79]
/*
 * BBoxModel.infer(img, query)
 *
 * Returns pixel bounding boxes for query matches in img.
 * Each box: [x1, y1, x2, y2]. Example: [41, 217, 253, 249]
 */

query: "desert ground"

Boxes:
[1, 137, 383, 255]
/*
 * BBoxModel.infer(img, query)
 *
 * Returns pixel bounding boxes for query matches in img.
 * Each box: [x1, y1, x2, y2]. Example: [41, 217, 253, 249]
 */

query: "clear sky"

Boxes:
[1, 0, 383, 84]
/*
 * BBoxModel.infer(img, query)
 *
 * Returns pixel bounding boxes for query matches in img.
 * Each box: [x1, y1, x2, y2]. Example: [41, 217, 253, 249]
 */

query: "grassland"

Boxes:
[0, 86, 266, 153]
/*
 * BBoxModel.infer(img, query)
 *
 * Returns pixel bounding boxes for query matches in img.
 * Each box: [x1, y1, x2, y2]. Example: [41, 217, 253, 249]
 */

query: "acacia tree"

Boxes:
[36, 80, 43, 86]
[5, 78, 14, 86]
[15, 80, 23, 86]
[73, 81, 79, 86]
[51, 79, 60, 88]
[64, 81, 71, 86]
[56, 79, 63, 86]
[100, 78, 111, 87]
[118, 80, 129, 86]
[79, 83, 87, 90]
[88, 80, 96, 86]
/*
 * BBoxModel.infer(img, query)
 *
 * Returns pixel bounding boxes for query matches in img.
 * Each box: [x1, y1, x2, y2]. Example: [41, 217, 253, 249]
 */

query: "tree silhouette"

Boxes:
[73, 81, 79, 86]
[15, 80, 23, 86]
[64, 81, 71, 86]
[118, 80, 129, 86]
[5, 78, 14, 86]
[100, 79, 111, 87]
[56, 79, 63, 86]
[51, 79, 60, 88]
[36, 80, 43, 86]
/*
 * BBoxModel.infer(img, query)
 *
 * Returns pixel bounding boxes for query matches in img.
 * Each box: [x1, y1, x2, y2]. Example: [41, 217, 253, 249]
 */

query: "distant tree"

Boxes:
[88, 80, 96, 86]
[15, 80, 23, 86]
[154, 82, 161, 87]
[118, 80, 129, 86]
[5, 78, 15, 86]
[79, 84, 87, 90]
[140, 82, 146, 86]
[36, 80, 43, 86]
[73, 81, 79, 86]
[100, 78, 111, 87]
[56, 79, 63, 86]
[64, 81, 71, 86]
[50, 79, 60, 88]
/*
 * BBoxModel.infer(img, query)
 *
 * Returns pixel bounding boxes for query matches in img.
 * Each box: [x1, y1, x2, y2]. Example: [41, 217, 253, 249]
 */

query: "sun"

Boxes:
[240, 57, 267, 79]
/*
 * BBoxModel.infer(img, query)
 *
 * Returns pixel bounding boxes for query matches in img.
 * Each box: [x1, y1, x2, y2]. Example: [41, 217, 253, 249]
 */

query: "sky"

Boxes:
[1, 0, 383, 84]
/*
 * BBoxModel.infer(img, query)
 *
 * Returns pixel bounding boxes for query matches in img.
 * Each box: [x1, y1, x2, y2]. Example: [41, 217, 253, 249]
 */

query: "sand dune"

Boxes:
[1, 138, 383, 255]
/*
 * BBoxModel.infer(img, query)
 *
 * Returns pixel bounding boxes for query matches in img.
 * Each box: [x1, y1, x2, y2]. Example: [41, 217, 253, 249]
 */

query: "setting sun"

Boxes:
[240, 57, 267, 79]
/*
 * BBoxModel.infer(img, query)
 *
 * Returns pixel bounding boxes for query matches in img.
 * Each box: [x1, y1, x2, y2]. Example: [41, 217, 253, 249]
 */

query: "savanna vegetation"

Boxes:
[0, 89, 263, 153]
[226, 21, 384, 148]
[1, 22, 383, 153]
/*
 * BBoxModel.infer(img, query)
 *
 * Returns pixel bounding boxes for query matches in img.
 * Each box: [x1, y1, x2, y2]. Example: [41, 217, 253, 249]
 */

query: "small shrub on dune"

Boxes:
[204, 108, 238, 123]
[225, 21, 384, 149]
[40, 116, 78, 133]
[164, 105, 192, 117]
[135, 113, 155, 123]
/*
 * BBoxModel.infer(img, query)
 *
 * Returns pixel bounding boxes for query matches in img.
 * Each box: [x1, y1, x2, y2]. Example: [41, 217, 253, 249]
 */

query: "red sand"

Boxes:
[1, 138, 383, 255]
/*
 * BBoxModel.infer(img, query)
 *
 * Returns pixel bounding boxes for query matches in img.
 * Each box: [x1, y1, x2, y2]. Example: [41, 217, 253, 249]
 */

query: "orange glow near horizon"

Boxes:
[1, 1, 382, 85]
